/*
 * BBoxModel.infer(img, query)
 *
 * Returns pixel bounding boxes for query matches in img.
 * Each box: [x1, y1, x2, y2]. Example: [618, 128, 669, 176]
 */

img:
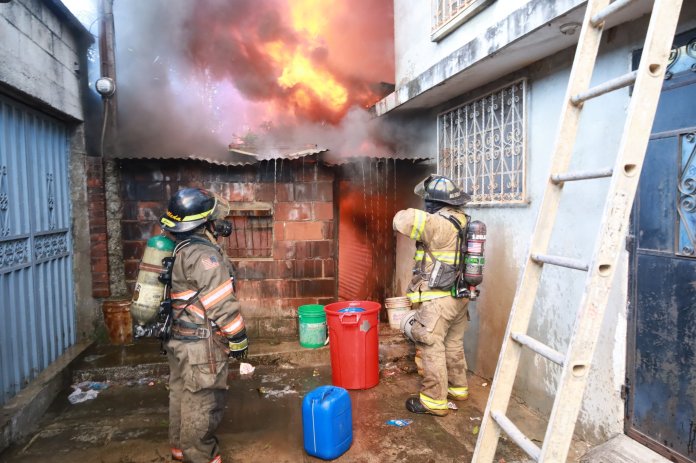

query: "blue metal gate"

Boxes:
[0, 94, 75, 406]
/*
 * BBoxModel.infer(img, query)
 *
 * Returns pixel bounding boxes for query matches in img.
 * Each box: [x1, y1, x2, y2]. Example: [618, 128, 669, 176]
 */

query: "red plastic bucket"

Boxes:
[324, 300, 381, 390]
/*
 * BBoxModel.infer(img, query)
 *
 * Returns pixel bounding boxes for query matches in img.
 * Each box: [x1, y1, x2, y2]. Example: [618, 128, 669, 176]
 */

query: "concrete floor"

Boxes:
[0, 337, 591, 463]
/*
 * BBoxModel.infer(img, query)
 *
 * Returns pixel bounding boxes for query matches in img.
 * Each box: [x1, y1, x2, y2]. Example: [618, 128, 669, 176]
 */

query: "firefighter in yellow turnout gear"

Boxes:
[160, 188, 248, 463]
[393, 175, 471, 416]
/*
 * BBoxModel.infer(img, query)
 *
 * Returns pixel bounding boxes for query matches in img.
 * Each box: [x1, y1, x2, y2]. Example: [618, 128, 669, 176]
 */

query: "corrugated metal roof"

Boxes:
[114, 152, 259, 166]
[229, 145, 329, 160]
[113, 147, 427, 167]
[320, 154, 430, 165]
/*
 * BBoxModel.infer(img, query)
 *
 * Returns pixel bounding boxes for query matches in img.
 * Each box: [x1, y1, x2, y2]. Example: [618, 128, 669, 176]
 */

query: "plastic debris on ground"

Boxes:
[74, 381, 110, 391]
[447, 401, 458, 410]
[240, 363, 255, 375]
[381, 362, 401, 379]
[469, 416, 481, 421]
[472, 425, 480, 435]
[386, 419, 413, 427]
[68, 388, 99, 404]
[68, 381, 111, 404]
[482, 382, 488, 387]
[312, 368, 320, 377]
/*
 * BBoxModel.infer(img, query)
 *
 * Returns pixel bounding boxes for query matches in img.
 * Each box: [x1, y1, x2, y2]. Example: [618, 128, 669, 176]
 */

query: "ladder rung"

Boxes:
[491, 411, 541, 461]
[511, 332, 565, 365]
[571, 71, 638, 105]
[530, 254, 589, 271]
[590, 0, 636, 27]
[551, 167, 614, 184]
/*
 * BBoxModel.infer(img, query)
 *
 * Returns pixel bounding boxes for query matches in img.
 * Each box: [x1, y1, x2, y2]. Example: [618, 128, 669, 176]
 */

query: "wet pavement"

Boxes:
[0, 339, 590, 463]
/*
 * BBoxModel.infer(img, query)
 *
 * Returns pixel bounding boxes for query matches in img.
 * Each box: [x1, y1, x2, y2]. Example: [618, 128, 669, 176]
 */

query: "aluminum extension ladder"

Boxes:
[472, 0, 684, 462]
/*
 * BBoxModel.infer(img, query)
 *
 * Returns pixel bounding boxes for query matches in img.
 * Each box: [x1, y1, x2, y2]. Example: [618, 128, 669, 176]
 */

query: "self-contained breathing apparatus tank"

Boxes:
[131, 235, 174, 328]
[462, 220, 486, 300]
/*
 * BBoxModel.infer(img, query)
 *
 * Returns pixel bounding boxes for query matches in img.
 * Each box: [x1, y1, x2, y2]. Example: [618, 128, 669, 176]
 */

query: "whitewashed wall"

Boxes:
[391, 0, 696, 442]
[392, 0, 583, 87]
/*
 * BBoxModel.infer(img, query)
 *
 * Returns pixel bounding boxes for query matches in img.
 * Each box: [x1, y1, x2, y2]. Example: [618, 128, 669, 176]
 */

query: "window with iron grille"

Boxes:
[221, 204, 273, 259]
[437, 79, 526, 205]
[431, 0, 495, 40]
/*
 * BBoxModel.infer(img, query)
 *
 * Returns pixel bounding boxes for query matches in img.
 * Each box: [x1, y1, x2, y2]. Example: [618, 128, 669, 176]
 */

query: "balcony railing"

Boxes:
[431, 0, 495, 41]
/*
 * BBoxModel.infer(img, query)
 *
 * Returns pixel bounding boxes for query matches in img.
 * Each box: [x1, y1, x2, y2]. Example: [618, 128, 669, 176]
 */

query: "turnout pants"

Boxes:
[410, 296, 469, 405]
[166, 338, 229, 463]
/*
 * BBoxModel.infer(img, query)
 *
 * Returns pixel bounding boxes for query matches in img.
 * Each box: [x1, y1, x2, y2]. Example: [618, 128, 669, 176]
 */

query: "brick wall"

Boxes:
[118, 157, 336, 340]
[85, 156, 110, 298]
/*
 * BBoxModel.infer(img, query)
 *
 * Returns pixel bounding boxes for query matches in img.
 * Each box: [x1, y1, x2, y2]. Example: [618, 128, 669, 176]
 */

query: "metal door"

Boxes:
[337, 160, 397, 304]
[627, 32, 696, 463]
[0, 94, 75, 406]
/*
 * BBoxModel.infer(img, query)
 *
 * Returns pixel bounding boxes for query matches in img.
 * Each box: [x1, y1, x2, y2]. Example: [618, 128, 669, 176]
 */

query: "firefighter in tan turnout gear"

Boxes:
[393, 175, 472, 416]
[159, 188, 248, 463]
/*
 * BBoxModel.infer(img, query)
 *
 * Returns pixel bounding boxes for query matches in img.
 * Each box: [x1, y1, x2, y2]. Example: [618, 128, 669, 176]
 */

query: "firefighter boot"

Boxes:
[405, 396, 449, 417]
[447, 386, 469, 401]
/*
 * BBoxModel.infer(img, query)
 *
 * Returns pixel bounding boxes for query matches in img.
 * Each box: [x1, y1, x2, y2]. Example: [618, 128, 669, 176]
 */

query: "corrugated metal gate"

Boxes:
[337, 161, 397, 306]
[0, 94, 74, 406]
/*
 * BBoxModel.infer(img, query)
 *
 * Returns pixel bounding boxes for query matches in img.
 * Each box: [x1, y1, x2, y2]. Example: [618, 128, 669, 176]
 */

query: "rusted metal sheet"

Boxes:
[337, 159, 399, 305]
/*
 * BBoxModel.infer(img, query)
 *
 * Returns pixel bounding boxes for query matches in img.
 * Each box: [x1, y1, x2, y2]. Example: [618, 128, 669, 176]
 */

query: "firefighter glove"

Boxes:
[228, 329, 248, 359]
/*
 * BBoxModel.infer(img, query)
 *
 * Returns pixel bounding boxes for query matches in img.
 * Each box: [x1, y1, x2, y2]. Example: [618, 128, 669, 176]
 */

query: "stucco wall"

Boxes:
[392, 0, 583, 87]
[391, 6, 696, 442]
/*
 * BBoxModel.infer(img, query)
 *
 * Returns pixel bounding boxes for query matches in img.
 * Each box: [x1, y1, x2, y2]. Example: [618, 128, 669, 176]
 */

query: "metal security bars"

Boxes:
[678, 132, 696, 256]
[432, 0, 477, 29]
[437, 79, 527, 205]
[222, 207, 273, 259]
[431, 0, 495, 39]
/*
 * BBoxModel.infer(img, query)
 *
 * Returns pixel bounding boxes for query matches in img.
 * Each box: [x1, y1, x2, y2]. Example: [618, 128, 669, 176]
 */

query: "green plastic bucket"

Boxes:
[298, 304, 327, 348]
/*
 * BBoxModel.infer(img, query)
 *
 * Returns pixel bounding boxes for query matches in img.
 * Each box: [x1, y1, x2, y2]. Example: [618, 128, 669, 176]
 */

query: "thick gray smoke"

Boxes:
[112, 0, 428, 160]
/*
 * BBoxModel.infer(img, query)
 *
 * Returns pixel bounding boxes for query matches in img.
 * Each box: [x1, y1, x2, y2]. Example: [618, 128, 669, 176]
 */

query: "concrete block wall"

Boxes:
[0, 0, 85, 120]
[117, 158, 337, 340]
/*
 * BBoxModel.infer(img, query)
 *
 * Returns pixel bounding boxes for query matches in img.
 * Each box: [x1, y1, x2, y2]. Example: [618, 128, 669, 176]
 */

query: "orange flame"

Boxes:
[259, 0, 360, 122]
[185, 0, 393, 127]
[264, 39, 349, 116]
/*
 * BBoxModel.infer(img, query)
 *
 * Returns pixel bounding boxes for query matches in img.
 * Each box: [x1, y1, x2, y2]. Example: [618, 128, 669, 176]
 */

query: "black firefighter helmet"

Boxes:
[160, 188, 229, 233]
[414, 174, 471, 206]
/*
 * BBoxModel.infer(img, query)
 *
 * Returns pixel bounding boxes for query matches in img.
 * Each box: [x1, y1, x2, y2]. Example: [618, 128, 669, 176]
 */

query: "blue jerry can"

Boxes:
[302, 385, 352, 460]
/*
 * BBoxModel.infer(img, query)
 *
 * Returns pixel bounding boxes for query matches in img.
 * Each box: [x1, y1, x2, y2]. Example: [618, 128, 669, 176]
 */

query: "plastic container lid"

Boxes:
[298, 304, 325, 314]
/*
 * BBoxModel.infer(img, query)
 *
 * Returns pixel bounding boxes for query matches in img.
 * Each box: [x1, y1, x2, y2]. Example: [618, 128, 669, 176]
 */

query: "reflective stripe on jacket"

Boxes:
[393, 206, 468, 303]
[406, 289, 452, 303]
[170, 234, 245, 337]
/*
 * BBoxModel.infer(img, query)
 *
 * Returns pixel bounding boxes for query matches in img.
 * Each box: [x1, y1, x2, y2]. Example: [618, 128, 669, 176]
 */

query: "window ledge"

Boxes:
[431, 0, 495, 42]
[228, 201, 273, 216]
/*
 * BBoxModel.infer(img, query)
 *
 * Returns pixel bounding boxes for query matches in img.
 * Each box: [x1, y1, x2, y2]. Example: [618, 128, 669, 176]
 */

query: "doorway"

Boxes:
[627, 30, 696, 463]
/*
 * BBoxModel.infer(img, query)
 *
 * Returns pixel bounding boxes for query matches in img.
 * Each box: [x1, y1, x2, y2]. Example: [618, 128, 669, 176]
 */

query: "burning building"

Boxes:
[85, 0, 432, 338]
